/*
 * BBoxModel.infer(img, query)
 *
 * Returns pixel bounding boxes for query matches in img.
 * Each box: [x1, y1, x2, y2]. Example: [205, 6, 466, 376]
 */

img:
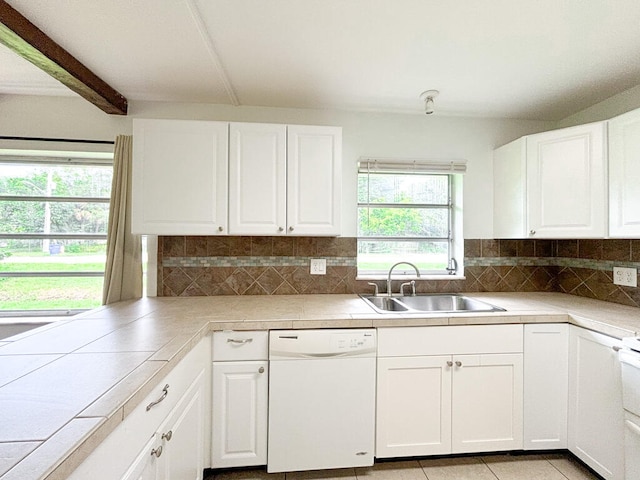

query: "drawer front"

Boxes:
[378, 325, 523, 357]
[213, 331, 268, 361]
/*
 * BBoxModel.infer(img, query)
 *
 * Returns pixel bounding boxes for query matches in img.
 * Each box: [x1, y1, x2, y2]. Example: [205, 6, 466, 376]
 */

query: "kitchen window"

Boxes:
[0, 151, 113, 316]
[357, 159, 465, 277]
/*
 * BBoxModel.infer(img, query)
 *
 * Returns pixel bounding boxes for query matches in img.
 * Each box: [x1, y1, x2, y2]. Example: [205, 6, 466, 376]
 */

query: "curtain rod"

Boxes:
[0, 136, 114, 145]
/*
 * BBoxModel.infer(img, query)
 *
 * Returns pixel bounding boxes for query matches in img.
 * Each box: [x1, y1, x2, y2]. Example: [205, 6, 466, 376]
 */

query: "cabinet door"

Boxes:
[523, 324, 568, 450]
[609, 108, 640, 237]
[212, 361, 268, 468]
[157, 370, 205, 480]
[132, 119, 228, 235]
[568, 326, 624, 480]
[451, 353, 523, 453]
[376, 356, 452, 457]
[228, 123, 287, 235]
[526, 122, 606, 238]
[287, 125, 342, 235]
[120, 435, 159, 480]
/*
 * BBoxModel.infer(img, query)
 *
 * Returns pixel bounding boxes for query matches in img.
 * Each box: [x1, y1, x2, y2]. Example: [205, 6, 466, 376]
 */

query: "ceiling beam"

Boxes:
[0, 0, 127, 115]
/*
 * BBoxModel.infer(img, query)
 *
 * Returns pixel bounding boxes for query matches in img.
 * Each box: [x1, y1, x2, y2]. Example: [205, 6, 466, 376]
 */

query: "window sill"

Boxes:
[356, 275, 466, 281]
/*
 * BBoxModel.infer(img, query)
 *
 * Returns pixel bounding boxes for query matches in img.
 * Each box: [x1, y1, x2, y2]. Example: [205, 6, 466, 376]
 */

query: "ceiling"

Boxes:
[2, 0, 640, 120]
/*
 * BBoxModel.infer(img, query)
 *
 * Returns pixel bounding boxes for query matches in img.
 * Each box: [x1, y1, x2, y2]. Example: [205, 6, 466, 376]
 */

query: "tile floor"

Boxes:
[205, 453, 601, 480]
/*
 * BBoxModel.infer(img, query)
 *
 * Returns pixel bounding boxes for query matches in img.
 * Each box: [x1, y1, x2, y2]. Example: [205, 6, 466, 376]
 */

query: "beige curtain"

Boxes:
[102, 135, 142, 304]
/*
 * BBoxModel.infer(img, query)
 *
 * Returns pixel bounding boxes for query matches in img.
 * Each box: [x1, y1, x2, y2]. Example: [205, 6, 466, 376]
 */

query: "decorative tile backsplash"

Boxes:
[158, 236, 640, 308]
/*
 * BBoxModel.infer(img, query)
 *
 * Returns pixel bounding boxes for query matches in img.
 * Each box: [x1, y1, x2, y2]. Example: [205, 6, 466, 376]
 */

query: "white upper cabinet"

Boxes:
[527, 122, 606, 238]
[132, 119, 229, 235]
[493, 122, 606, 238]
[133, 119, 342, 236]
[287, 125, 342, 236]
[608, 108, 640, 237]
[228, 123, 342, 236]
[228, 123, 287, 235]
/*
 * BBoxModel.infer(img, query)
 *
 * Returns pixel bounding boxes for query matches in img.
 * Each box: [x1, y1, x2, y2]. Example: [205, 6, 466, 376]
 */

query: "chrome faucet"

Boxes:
[387, 262, 421, 296]
[446, 257, 458, 275]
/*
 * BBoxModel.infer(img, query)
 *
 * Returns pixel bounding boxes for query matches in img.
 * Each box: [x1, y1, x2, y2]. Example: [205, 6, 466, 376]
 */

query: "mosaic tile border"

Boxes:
[464, 256, 640, 271]
[163, 256, 357, 268]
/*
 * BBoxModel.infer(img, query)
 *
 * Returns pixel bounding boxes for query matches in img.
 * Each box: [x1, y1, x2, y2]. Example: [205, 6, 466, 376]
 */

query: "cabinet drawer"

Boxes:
[213, 331, 268, 361]
[378, 325, 523, 357]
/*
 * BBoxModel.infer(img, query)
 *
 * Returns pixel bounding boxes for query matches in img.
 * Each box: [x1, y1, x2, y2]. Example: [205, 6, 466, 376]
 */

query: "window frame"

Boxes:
[356, 159, 465, 278]
[0, 152, 113, 316]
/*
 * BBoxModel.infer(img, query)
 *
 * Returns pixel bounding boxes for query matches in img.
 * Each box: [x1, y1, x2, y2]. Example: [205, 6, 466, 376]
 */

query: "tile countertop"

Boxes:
[1, 292, 640, 480]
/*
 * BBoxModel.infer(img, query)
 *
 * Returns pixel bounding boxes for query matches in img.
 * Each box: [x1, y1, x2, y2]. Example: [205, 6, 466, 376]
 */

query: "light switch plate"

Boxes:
[613, 266, 637, 287]
[310, 258, 326, 275]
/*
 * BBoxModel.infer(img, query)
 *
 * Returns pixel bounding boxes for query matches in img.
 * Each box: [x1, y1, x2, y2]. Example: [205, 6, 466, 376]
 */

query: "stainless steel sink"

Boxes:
[360, 294, 505, 314]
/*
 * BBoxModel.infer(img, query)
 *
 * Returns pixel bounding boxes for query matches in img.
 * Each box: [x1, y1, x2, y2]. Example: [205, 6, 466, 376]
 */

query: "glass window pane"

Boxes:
[358, 207, 448, 237]
[0, 276, 103, 311]
[0, 238, 106, 310]
[357, 240, 448, 273]
[358, 173, 448, 204]
[0, 201, 109, 234]
[0, 163, 112, 198]
[0, 239, 106, 272]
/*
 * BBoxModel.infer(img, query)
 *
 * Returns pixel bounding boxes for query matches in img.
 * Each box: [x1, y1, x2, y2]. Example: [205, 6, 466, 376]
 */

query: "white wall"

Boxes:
[556, 84, 640, 128]
[1, 95, 554, 238]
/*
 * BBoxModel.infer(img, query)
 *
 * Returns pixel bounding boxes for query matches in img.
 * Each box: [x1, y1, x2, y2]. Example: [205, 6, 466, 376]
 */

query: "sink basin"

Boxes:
[360, 294, 505, 314]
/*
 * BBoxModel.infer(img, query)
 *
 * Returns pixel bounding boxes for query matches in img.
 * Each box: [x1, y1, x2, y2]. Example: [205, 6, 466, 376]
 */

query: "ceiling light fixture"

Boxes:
[420, 90, 439, 115]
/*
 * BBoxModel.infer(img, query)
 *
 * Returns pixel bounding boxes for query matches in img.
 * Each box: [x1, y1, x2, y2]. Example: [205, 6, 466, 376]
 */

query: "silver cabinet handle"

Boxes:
[218, 226, 223, 232]
[227, 338, 253, 345]
[161, 430, 173, 442]
[289, 226, 294, 231]
[150, 445, 163, 458]
[146, 384, 169, 411]
[455, 361, 462, 367]
[446, 361, 453, 367]
[278, 226, 284, 232]
[529, 230, 536, 235]
[258, 366, 265, 374]
[356, 452, 368, 456]
[613, 345, 622, 352]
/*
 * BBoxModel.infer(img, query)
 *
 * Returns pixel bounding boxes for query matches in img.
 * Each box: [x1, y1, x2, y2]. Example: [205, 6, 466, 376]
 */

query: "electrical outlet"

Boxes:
[613, 266, 638, 287]
[310, 258, 326, 275]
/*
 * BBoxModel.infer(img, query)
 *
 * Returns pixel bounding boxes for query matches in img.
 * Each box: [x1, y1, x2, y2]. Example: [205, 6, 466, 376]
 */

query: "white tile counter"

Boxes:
[1, 292, 639, 479]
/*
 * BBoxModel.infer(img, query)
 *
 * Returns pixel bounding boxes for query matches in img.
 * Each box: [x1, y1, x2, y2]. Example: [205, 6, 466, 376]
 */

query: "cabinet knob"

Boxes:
[446, 361, 453, 367]
[218, 226, 223, 232]
[455, 361, 462, 367]
[259, 366, 265, 374]
[289, 226, 294, 231]
[613, 345, 622, 352]
[150, 446, 163, 458]
[529, 229, 536, 235]
[161, 430, 173, 442]
[278, 227, 284, 232]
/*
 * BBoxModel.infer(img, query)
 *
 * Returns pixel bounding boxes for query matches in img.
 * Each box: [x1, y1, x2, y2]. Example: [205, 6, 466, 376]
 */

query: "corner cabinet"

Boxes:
[228, 123, 342, 236]
[608, 108, 640, 237]
[376, 325, 523, 458]
[493, 122, 607, 238]
[132, 119, 229, 235]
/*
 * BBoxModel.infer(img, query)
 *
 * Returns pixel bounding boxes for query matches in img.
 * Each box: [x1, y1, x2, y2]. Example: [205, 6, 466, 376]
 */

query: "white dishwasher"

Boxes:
[267, 329, 376, 473]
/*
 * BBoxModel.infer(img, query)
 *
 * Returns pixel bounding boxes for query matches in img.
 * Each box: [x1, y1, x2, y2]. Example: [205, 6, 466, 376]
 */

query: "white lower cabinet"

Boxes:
[523, 324, 569, 450]
[376, 325, 523, 458]
[376, 355, 452, 457]
[568, 326, 625, 480]
[211, 331, 268, 468]
[67, 337, 211, 480]
[121, 435, 159, 480]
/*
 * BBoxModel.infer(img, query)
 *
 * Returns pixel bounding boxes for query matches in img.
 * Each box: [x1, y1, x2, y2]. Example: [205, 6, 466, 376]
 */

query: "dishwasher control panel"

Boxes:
[269, 329, 376, 359]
